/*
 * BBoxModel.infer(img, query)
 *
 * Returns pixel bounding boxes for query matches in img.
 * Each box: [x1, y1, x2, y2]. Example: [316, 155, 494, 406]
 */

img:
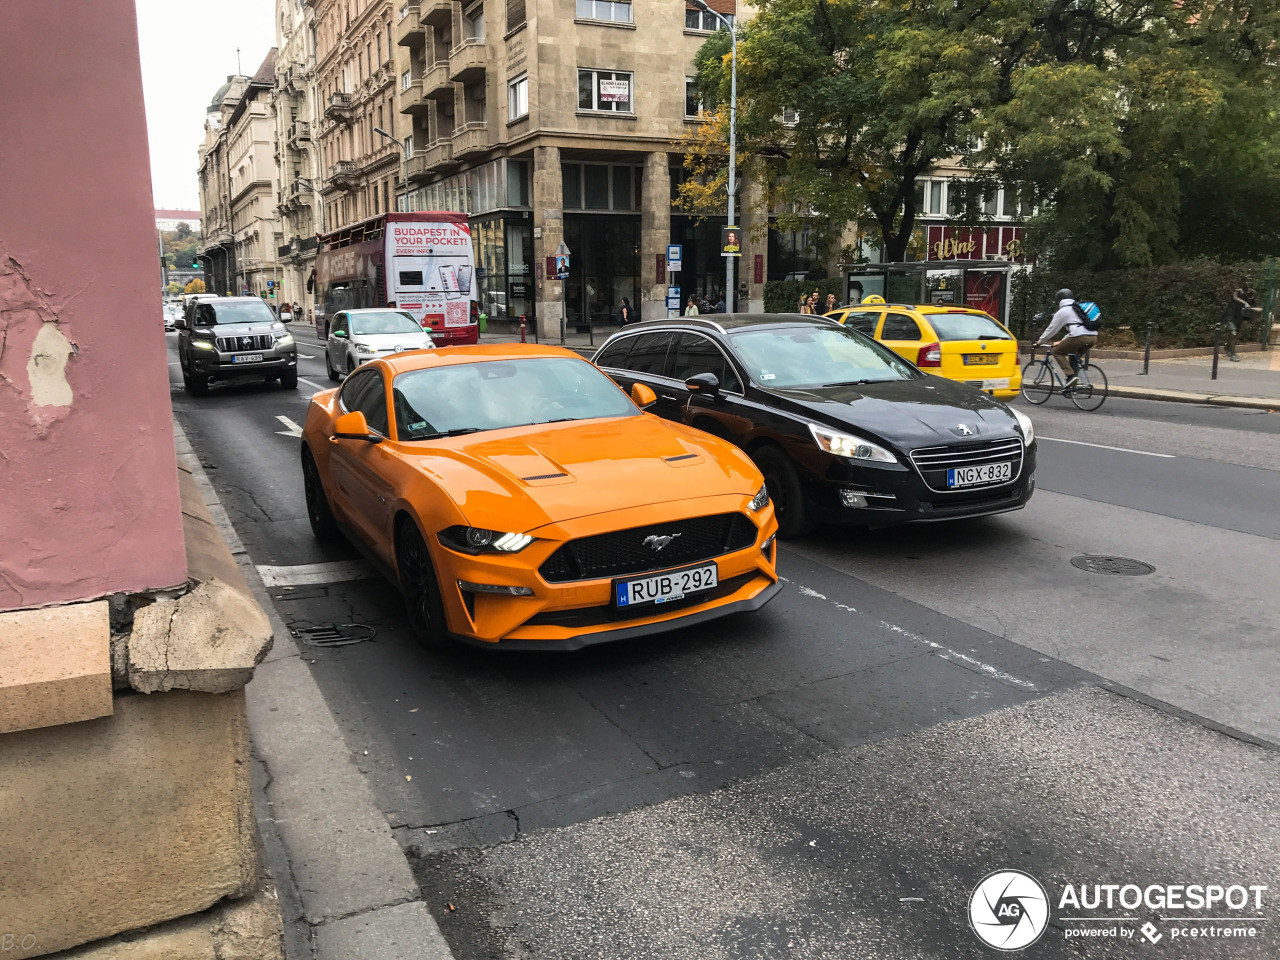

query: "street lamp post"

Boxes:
[374, 126, 409, 212]
[691, 0, 737, 312]
[296, 177, 326, 233]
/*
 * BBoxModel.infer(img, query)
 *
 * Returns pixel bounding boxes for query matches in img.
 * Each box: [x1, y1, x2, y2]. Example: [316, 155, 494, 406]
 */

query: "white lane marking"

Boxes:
[1039, 437, 1175, 458]
[257, 560, 377, 587]
[781, 576, 1037, 690]
[298, 377, 328, 391]
[275, 415, 304, 438]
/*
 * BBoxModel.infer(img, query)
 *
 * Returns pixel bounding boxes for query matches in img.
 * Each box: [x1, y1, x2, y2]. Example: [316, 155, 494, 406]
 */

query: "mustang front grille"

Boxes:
[539, 512, 758, 583]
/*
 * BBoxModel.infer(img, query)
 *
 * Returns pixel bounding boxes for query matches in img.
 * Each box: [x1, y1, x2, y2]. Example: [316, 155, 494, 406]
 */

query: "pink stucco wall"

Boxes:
[0, 1, 187, 610]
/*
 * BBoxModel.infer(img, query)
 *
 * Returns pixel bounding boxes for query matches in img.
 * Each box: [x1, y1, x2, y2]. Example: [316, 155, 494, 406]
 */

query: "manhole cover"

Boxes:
[1070, 556, 1155, 576]
[293, 623, 377, 647]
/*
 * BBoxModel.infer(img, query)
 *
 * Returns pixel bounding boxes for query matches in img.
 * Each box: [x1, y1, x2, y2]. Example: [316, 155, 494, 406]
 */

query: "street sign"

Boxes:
[267, 280, 275, 288]
[666, 297, 682, 309]
[667, 308, 681, 319]
[667, 244, 682, 272]
[667, 286, 680, 299]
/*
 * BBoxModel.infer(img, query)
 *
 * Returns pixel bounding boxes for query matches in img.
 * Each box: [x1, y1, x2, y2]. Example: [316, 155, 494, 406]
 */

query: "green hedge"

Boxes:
[763, 279, 846, 313]
[1009, 260, 1275, 348]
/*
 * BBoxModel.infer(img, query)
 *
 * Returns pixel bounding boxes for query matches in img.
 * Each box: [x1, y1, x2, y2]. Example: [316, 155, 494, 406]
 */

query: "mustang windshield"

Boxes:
[393, 356, 637, 440]
[350, 311, 422, 336]
[729, 324, 918, 389]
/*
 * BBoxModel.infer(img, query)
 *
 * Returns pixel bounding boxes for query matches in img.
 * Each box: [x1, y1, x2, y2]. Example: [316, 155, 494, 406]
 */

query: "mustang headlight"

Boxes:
[748, 485, 770, 511]
[1011, 408, 1035, 445]
[808, 423, 898, 464]
[439, 526, 534, 554]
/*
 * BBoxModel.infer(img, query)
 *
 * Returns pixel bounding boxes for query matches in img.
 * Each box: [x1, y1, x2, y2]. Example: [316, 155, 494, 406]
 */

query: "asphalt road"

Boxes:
[169, 329, 1280, 958]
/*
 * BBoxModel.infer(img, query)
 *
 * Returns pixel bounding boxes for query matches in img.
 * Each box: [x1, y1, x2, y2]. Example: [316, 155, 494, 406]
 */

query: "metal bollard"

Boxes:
[519, 314, 527, 343]
[1141, 320, 1152, 375]
[1212, 322, 1221, 381]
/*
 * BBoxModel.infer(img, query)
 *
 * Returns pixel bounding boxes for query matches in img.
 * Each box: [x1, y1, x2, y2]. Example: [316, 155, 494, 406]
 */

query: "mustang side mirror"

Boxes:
[332, 410, 382, 443]
[630, 383, 658, 408]
[332, 329, 347, 339]
[685, 372, 721, 396]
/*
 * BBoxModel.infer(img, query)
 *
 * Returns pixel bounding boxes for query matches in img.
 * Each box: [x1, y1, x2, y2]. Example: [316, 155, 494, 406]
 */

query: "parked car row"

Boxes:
[293, 308, 1035, 651]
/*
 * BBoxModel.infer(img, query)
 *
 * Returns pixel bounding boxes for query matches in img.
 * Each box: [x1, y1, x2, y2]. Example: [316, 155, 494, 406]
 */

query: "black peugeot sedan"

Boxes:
[592, 315, 1036, 537]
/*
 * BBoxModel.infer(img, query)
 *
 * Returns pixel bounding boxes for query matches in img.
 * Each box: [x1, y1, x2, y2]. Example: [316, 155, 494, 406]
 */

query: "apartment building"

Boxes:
[274, 0, 323, 312]
[314, 0, 411, 234]
[197, 75, 249, 295]
[197, 52, 283, 298]
[391, 0, 754, 335]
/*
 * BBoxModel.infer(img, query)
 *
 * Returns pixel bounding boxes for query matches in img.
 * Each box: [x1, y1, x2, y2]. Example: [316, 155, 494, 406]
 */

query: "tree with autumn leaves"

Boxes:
[688, 0, 1280, 270]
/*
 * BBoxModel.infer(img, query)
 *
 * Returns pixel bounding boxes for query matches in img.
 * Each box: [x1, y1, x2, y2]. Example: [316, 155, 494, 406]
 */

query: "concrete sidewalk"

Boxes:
[1061, 349, 1280, 410]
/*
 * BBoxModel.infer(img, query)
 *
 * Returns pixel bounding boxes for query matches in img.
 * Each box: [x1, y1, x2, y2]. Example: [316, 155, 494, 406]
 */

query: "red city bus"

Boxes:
[313, 211, 479, 344]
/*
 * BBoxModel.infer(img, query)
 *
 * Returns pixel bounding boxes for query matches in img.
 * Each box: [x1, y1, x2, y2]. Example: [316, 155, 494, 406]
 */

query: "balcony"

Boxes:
[423, 60, 454, 100]
[328, 160, 359, 190]
[287, 121, 311, 147]
[407, 140, 455, 181]
[325, 92, 353, 122]
[284, 179, 309, 208]
[401, 79, 432, 115]
[452, 121, 488, 159]
[421, 0, 453, 28]
[395, 5, 425, 47]
[448, 39, 486, 84]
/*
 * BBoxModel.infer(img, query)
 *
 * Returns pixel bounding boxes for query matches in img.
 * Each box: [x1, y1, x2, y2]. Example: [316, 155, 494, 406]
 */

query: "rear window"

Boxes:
[927, 312, 1013, 341]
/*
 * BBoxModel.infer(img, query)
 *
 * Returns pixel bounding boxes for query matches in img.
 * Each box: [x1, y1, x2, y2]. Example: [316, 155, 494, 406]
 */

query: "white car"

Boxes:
[326, 308, 435, 380]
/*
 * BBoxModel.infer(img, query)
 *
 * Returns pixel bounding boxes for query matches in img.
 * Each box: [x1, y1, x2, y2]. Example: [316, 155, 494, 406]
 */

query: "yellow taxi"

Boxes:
[824, 297, 1022, 399]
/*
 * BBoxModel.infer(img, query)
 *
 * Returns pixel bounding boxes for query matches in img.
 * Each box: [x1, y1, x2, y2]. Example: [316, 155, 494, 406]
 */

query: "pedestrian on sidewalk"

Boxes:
[685, 296, 700, 317]
[1221, 276, 1260, 361]
[619, 297, 634, 326]
[1035, 289, 1097, 388]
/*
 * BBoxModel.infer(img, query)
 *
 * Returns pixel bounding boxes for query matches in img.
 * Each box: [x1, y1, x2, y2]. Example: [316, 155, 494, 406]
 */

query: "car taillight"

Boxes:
[470, 301, 480, 324]
[917, 342, 942, 367]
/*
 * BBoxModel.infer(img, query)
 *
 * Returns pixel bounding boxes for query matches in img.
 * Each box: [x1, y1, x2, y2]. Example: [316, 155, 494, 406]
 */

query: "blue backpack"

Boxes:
[1072, 300, 1102, 332]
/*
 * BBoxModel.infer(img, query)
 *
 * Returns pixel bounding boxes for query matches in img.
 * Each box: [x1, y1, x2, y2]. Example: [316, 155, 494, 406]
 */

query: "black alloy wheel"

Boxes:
[301, 447, 338, 540]
[752, 444, 813, 538]
[396, 520, 449, 648]
[326, 351, 340, 382]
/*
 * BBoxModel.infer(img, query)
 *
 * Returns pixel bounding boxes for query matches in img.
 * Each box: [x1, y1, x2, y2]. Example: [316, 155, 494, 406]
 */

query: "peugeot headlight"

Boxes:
[438, 526, 534, 554]
[1011, 408, 1035, 445]
[748, 485, 770, 511]
[808, 423, 898, 463]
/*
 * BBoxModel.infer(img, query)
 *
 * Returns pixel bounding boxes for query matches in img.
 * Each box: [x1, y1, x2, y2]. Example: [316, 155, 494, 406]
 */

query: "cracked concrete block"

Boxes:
[0, 600, 112, 734]
[0, 689, 259, 956]
[127, 579, 273, 694]
[52, 880, 284, 960]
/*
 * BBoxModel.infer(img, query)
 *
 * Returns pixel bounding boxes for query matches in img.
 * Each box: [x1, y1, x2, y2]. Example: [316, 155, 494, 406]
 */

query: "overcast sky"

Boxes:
[135, 0, 277, 211]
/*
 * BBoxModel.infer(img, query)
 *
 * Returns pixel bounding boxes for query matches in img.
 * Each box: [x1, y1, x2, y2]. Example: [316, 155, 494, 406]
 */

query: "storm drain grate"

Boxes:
[293, 623, 377, 647]
[1070, 555, 1155, 576]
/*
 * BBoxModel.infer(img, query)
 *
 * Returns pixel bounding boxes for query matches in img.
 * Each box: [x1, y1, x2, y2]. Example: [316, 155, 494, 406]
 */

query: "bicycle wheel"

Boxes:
[1020, 359, 1054, 405]
[1069, 363, 1108, 411]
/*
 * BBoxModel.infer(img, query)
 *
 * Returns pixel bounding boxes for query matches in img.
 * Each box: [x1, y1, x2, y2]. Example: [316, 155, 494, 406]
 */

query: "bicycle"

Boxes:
[1020, 343, 1109, 410]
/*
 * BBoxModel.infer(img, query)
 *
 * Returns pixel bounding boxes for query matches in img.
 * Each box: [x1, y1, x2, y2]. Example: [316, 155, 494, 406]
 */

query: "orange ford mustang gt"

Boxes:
[300, 344, 781, 650]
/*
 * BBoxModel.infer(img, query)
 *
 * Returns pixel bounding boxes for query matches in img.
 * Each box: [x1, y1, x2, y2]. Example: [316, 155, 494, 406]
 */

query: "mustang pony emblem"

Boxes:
[643, 533, 682, 552]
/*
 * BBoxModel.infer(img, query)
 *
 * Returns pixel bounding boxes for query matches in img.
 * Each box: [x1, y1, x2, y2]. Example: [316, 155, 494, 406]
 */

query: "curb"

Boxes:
[1108, 386, 1280, 410]
[173, 421, 456, 960]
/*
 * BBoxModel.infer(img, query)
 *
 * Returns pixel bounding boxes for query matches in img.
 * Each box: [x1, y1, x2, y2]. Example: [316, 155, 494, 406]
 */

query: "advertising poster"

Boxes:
[964, 271, 1005, 319]
[386, 219, 475, 327]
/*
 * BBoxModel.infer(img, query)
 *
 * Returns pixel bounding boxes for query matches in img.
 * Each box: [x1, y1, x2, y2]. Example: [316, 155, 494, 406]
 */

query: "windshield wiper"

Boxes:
[409, 426, 482, 440]
[821, 378, 895, 387]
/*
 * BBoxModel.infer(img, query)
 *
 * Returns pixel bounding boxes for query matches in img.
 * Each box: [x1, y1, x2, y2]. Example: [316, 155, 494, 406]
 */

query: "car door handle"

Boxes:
[661, 394, 679, 402]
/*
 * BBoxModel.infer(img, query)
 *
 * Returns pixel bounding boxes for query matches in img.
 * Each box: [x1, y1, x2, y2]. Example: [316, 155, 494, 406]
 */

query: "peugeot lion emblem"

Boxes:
[643, 533, 681, 552]
[956, 424, 974, 436]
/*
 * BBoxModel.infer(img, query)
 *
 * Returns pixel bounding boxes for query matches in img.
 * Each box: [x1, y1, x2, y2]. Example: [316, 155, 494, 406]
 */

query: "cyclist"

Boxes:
[1035, 288, 1097, 389]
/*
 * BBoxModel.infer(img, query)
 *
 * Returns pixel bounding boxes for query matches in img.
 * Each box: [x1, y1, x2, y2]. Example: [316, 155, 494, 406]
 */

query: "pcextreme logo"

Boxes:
[969, 870, 1050, 951]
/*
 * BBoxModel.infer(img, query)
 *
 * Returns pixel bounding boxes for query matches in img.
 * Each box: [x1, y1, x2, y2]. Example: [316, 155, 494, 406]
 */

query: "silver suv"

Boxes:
[177, 297, 297, 395]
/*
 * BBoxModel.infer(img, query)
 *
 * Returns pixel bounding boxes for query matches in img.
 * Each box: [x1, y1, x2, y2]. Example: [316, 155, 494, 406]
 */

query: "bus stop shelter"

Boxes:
[841, 260, 1016, 327]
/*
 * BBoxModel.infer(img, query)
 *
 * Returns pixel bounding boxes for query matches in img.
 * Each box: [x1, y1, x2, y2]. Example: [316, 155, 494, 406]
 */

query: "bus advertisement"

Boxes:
[313, 211, 479, 345]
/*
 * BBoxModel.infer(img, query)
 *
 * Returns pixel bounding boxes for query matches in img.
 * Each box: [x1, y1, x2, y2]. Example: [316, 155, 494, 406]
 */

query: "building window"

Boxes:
[561, 162, 639, 211]
[781, 107, 799, 126]
[508, 74, 529, 120]
[684, 77, 705, 118]
[402, 70, 412, 89]
[577, 69, 632, 113]
[463, 1, 485, 40]
[377, 33, 383, 64]
[576, 0, 632, 22]
[507, 0, 526, 31]
[685, 8, 730, 31]
[405, 136, 414, 158]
